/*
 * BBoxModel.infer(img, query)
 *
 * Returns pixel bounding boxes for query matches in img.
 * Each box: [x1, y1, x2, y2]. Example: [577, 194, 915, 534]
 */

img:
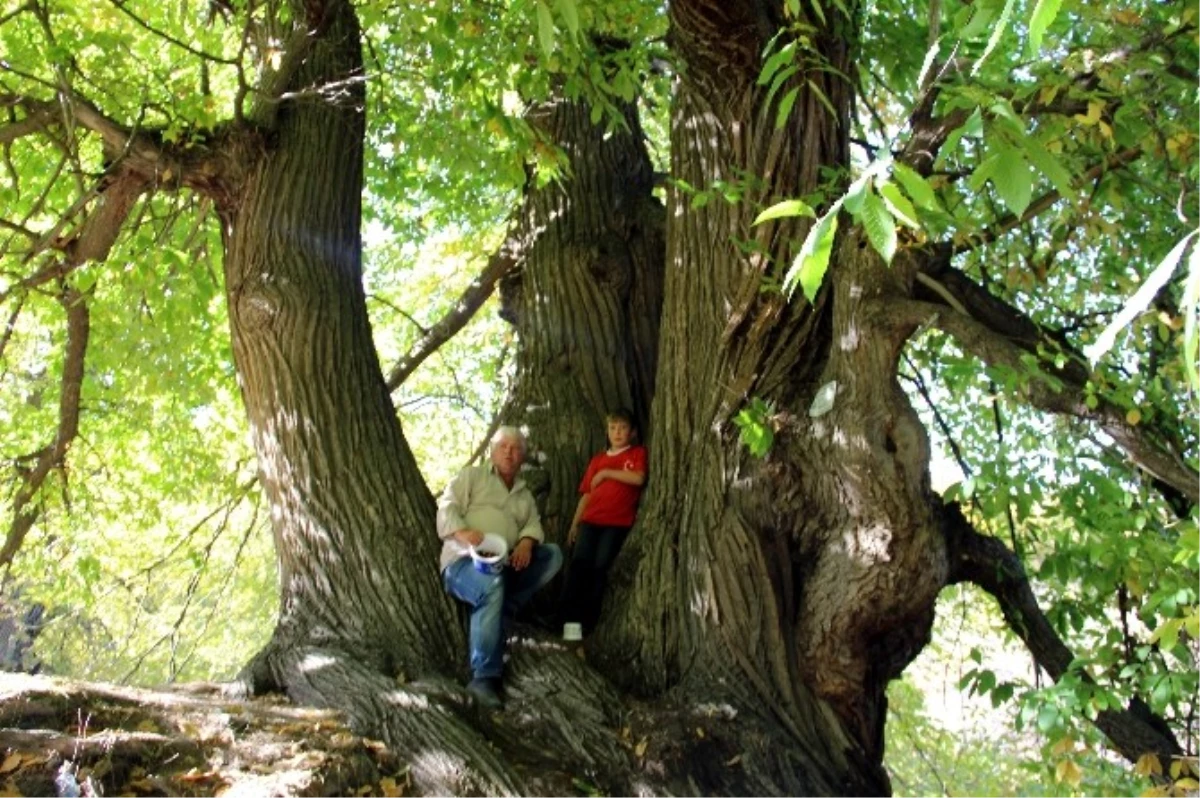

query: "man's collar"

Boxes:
[487, 463, 524, 491]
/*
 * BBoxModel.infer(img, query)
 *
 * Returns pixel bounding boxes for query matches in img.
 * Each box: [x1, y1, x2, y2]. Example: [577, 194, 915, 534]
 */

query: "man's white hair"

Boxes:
[490, 425, 527, 454]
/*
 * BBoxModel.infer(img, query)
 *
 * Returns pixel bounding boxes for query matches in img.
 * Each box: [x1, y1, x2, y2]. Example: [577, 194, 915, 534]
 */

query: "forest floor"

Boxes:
[0, 637, 744, 798]
[0, 671, 413, 797]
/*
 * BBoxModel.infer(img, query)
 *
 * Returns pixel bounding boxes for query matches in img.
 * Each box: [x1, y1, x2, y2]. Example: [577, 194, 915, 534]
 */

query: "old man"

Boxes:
[437, 426, 562, 708]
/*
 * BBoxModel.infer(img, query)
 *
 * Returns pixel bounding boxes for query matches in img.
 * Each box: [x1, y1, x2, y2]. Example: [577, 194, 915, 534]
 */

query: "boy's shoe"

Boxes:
[466, 677, 503, 710]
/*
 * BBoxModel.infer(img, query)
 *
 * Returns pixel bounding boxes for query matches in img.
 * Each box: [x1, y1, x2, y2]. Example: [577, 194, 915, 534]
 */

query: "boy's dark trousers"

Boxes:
[561, 523, 630, 632]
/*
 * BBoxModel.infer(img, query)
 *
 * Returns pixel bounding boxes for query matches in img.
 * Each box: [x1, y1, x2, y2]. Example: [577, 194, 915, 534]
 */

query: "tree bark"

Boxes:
[218, 0, 462, 708]
[498, 94, 664, 537]
[561, 0, 942, 792]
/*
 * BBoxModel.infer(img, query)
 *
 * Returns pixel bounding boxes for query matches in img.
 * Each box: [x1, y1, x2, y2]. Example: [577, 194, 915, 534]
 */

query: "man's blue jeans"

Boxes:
[443, 543, 563, 680]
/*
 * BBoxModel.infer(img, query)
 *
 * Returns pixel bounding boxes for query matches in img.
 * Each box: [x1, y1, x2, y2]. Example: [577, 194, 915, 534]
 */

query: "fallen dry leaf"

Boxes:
[634, 739, 648, 758]
[381, 776, 404, 797]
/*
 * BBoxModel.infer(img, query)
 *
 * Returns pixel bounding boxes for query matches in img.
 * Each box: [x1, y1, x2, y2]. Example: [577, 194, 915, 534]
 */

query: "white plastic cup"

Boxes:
[469, 533, 508, 575]
[562, 622, 583, 641]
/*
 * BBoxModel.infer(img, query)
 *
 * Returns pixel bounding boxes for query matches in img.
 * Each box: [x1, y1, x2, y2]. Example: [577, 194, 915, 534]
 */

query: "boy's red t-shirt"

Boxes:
[578, 445, 647, 528]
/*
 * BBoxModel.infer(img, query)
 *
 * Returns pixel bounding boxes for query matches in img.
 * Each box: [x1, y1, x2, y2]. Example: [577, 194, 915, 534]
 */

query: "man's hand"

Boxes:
[510, 537, 535, 570]
[455, 528, 484, 547]
[567, 524, 580, 547]
[590, 469, 610, 490]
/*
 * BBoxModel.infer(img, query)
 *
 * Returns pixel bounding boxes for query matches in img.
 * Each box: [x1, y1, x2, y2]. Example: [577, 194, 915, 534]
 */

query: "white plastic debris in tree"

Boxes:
[809, 380, 839, 418]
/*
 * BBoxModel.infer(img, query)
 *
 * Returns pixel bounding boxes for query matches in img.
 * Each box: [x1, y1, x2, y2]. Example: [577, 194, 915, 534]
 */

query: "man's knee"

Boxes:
[480, 573, 505, 604]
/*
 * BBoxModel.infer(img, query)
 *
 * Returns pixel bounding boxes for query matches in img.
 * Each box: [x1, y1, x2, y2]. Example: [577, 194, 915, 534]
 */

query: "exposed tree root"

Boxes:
[0, 624, 893, 796]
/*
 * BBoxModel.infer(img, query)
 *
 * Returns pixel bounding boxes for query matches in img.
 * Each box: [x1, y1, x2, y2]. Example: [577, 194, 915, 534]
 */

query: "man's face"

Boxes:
[490, 436, 524, 478]
[607, 420, 632, 449]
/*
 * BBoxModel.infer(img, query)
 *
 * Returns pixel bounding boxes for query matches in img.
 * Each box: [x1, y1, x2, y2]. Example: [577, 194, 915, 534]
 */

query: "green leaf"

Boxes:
[776, 86, 800, 129]
[960, 3, 997, 39]
[554, 0, 580, 41]
[1028, 0, 1064, 55]
[1086, 231, 1198, 363]
[764, 65, 800, 110]
[1185, 233, 1200, 393]
[807, 79, 838, 120]
[891, 162, 942, 211]
[969, 151, 1002, 192]
[991, 150, 1033, 216]
[859, 190, 897, 263]
[877, 181, 920, 229]
[943, 107, 984, 158]
[785, 206, 840, 302]
[1023, 138, 1077, 203]
[758, 41, 796, 86]
[1037, 704, 1059, 733]
[807, 0, 827, 26]
[536, 0, 555, 59]
[844, 174, 870, 214]
[734, 397, 776, 457]
[973, 0, 1016, 76]
[753, 199, 816, 225]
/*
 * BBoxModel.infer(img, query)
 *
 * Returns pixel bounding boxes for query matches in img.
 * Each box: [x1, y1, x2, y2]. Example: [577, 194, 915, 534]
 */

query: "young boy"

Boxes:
[560, 408, 647, 639]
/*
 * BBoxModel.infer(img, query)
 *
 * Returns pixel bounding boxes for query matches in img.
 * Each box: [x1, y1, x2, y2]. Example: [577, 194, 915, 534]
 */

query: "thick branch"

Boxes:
[0, 104, 55, 145]
[0, 285, 89, 569]
[0, 93, 246, 198]
[942, 502, 1184, 767]
[385, 249, 518, 391]
[893, 296, 1199, 504]
[69, 170, 151, 262]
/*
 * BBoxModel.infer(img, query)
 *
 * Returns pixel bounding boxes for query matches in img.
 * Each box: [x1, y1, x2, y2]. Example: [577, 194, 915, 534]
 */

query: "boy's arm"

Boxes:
[590, 468, 646, 488]
[591, 447, 648, 489]
[567, 494, 590, 545]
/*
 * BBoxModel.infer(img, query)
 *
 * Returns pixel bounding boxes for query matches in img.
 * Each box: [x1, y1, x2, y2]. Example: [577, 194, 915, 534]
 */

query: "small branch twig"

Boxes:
[385, 248, 518, 391]
[0, 284, 89, 570]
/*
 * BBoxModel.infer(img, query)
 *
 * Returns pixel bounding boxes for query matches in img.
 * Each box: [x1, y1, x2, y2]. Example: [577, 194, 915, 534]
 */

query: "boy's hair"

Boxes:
[605, 407, 636, 429]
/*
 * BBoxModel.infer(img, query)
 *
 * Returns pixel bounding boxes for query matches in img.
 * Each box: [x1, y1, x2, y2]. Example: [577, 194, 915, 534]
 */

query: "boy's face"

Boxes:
[607, 420, 632, 448]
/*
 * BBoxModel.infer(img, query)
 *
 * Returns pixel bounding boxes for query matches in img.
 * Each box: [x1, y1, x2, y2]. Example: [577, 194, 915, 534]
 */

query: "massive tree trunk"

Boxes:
[568, 1, 942, 792]
[209, 4, 540, 792]
[222, 0, 459, 687]
[499, 93, 664, 536]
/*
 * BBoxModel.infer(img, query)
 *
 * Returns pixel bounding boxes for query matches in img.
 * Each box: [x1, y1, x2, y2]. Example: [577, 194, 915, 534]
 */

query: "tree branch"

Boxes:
[100, 0, 238, 65]
[384, 248, 518, 391]
[949, 147, 1142, 255]
[0, 284, 89, 570]
[941, 501, 1184, 768]
[900, 22, 1189, 174]
[893, 296, 1199, 505]
[0, 104, 55, 145]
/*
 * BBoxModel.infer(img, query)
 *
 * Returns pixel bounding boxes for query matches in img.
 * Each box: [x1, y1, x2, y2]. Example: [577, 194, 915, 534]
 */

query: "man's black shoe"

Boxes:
[467, 677, 502, 710]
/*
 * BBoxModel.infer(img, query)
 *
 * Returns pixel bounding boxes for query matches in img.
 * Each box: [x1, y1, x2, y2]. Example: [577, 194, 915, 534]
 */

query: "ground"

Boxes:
[0, 628, 755, 797]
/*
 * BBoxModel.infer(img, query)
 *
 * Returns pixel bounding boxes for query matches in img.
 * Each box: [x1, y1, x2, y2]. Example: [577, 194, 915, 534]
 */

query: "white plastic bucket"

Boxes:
[469, 533, 509, 575]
